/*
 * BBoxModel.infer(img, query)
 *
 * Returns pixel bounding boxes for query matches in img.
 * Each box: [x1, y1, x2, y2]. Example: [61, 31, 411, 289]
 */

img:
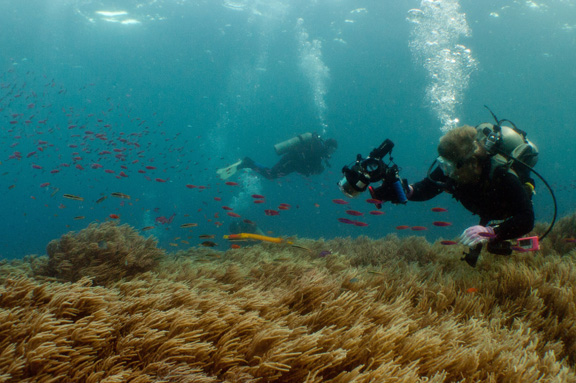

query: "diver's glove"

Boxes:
[460, 225, 496, 247]
[369, 179, 411, 207]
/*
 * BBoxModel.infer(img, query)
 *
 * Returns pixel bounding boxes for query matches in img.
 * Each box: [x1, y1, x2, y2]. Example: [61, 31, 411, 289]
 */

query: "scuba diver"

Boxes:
[217, 132, 338, 180]
[338, 109, 555, 267]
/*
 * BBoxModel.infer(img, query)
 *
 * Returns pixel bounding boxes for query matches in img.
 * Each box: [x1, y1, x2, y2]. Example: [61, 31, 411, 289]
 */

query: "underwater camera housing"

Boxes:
[338, 139, 406, 202]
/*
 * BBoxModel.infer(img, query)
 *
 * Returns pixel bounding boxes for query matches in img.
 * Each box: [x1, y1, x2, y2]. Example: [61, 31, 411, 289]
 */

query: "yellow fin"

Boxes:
[216, 160, 242, 180]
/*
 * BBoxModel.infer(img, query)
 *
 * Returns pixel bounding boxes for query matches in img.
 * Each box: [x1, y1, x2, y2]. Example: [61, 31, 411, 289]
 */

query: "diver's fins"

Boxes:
[216, 160, 242, 180]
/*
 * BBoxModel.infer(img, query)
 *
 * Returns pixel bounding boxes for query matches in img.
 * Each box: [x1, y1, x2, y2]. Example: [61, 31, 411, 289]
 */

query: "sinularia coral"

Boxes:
[1, 218, 576, 382]
[34, 221, 164, 286]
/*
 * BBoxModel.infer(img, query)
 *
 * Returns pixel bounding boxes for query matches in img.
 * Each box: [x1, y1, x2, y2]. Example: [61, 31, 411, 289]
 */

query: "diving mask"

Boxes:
[436, 156, 459, 177]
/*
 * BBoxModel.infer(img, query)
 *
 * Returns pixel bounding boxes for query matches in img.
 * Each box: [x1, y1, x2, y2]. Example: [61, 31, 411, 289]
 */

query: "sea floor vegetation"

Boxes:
[1, 217, 576, 382]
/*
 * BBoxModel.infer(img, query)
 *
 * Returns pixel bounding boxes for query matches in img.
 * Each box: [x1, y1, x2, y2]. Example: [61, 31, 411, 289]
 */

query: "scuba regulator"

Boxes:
[338, 139, 407, 203]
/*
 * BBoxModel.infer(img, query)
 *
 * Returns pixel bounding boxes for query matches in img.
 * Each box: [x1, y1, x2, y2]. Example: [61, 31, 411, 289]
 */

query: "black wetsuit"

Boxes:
[243, 136, 330, 179]
[410, 157, 534, 241]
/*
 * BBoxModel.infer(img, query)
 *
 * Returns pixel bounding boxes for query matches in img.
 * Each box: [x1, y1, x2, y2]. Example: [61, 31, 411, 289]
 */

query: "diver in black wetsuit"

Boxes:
[370, 125, 535, 265]
[218, 132, 338, 180]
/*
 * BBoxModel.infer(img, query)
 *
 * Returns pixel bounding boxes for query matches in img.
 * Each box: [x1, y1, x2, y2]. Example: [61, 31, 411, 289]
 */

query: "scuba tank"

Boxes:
[475, 122, 539, 183]
[274, 132, 314, 155]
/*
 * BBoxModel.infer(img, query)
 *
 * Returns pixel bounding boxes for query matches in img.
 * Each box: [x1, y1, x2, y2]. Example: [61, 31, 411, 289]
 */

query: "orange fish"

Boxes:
[230, 244, 241, 249]
[109, 214, 120, 219]
[466, 287, 478, 294]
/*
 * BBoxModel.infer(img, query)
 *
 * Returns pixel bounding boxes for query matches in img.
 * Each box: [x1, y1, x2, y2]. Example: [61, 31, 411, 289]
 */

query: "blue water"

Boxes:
[1, 0, 575, 259]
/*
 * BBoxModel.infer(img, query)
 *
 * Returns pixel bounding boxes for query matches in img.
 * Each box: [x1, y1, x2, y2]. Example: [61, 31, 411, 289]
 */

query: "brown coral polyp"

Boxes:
[1, 217, 576, 382]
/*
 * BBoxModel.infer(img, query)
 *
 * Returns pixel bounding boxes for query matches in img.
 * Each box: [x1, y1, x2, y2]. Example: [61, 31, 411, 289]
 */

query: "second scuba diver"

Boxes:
[217, 132, 338, 180]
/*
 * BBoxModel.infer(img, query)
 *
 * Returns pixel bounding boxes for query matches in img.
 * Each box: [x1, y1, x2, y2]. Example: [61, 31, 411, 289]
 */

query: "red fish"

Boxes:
[265, 209, 280, 216]
[227, 212, 241, 218]
[345, 210, 363, 216]
[185, 184, 197, 189]
[396, 225, 410, 230]
[369, 210, 385, 216]
[365, 199, 382, 204]
[353, 221, 369, 227]
[251, 194, 265, 199]
[338, 218, 354, 224]
[433, 221, 452, 227]
[225, 181, 239, 186]
[332, 199, 349, 205]
[109, 214, 120, 219]
[155, 178, 167, 182]
[155, 213, 176, 224]
[278, 205, 290, 210]
[411, 226, 427, 231]
[440, 240, 457, 245]
[222, 206, 233, 210]
[431, 207, 448, 212]
[214, 197, 222, 201]
[145, 166, 156, 170]
[253, 200, 265, 204]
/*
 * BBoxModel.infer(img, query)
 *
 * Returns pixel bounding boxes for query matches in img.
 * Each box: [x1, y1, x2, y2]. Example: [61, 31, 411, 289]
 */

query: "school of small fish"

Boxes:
[4, 71, 565, 254]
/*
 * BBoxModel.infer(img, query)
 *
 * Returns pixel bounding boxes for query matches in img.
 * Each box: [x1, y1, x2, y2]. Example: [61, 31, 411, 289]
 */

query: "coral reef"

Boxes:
[1, 220, 576, 382]
[34, 222, 164, 286]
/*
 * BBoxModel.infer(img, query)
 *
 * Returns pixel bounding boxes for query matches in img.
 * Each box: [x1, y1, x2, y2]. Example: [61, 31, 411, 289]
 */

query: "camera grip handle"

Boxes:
[392, 180, 408, 204]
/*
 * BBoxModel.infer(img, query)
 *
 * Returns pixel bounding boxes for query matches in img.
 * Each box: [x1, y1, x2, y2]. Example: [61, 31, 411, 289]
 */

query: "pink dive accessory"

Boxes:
[514, 236, 540, 252]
